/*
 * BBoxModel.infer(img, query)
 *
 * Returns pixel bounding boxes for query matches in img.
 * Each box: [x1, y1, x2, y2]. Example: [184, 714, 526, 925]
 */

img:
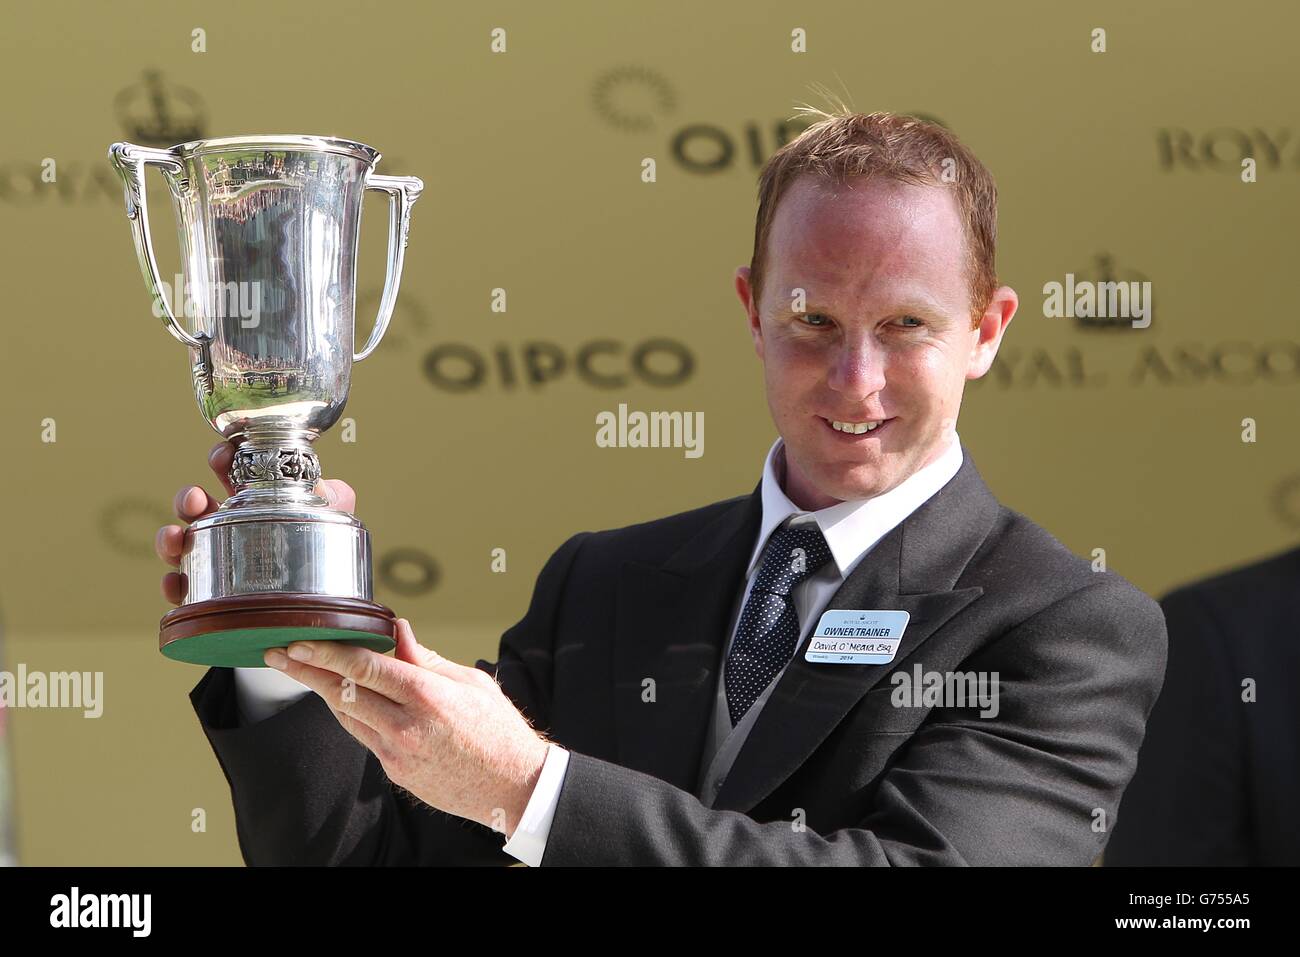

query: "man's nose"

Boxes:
[826, 336, 887, 400]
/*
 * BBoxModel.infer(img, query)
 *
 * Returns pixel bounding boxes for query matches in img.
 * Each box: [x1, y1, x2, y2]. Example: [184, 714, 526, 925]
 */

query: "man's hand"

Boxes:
[262, 621, 550, 837]
[154, 444, 548, 833]
[153, 440, 357, 604]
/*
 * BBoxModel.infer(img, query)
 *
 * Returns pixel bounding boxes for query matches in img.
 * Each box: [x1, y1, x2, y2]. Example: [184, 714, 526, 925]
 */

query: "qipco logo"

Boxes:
[671, 120, 813, 173]
[668, 113, 948, 174]
[422, 338, 695, 392]
[590, 64, 948, 175]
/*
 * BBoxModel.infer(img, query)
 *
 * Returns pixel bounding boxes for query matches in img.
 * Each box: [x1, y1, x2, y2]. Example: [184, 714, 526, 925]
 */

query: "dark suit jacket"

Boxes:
[190, 444, 1168, 865]
[1105, 544, 1300, 866]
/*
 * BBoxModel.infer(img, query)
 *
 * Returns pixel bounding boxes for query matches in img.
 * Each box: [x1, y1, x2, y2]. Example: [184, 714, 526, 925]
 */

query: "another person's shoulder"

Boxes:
[1158, 543, 1300, 655]
[1161, 543, 1300, 612]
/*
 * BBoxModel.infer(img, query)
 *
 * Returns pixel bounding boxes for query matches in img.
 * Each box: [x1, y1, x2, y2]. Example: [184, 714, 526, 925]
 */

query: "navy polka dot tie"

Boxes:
[724, 521, 834, 727]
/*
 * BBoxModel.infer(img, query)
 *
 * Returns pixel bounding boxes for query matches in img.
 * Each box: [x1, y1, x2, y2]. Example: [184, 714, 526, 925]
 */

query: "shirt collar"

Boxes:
[747, 431, 965, 580]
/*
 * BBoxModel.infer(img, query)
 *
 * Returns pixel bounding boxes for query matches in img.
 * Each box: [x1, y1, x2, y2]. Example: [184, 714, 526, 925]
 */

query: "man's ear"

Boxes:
[966, 285, 1018, 380]
[735, 265, 764, 359]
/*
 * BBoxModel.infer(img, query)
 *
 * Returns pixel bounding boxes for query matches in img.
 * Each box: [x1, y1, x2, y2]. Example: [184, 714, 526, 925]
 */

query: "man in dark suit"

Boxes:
[1104, 544, 1300, 866]
[158, 110, 1167, 865]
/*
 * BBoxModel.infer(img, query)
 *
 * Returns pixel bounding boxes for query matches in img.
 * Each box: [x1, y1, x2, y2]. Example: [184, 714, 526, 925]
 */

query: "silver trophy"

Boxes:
[107, 135, 423, 667]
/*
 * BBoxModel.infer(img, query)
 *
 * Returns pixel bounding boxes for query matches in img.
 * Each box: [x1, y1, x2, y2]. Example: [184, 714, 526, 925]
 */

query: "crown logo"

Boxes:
[1072, 253, 1154, 330]
[114, 70, 206, 146]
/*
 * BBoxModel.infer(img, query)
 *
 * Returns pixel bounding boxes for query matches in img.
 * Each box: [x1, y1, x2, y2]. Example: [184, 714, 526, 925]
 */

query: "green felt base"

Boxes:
[161, 626, 396, 668]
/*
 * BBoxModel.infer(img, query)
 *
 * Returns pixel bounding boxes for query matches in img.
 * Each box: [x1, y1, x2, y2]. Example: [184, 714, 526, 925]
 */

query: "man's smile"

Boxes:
[819, 415, 895, 437]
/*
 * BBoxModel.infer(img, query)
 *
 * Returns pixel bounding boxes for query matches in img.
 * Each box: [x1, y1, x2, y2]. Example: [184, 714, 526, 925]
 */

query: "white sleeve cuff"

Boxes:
[501, 744, 571, 867]
[233, 666, 312, 726]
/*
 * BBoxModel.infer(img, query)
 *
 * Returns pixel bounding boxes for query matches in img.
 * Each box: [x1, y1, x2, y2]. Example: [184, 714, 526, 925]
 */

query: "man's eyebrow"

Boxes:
[883, 288, 956, 315]
[894, 299, 953, 319]
[793, 297, 953, 319]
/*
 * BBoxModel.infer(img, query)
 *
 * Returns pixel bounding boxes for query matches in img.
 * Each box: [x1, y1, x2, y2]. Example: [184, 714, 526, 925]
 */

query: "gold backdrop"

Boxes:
[1, 0, 1296, 863]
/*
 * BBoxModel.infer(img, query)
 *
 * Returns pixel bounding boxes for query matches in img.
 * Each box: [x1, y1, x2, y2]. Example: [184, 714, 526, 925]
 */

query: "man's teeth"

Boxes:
[828, 419, 884, 434]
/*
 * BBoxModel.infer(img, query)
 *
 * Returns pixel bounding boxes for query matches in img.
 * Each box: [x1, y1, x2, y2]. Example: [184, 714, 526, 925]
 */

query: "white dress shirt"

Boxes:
[233, 429, 964, 865]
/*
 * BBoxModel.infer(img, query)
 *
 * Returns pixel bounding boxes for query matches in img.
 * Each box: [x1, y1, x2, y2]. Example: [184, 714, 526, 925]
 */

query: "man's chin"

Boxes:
[792, 462, 895, 506]
[823, 473, 891, 503]
[783, 438, 907, 506]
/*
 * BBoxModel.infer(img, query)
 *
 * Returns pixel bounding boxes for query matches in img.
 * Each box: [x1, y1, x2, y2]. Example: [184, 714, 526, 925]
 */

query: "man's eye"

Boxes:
[800, 313, 831, 327]
[897, 315, 923, 328]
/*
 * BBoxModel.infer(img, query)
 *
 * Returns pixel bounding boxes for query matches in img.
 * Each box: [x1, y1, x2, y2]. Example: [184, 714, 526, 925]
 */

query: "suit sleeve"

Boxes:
[1103, 585, 1250, 865]
[538, 579, 1168, 865]
[188, 531, 590, 866]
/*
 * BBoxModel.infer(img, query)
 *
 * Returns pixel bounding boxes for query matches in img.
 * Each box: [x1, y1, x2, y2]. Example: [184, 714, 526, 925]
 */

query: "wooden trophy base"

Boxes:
[159, 593, 398, 667]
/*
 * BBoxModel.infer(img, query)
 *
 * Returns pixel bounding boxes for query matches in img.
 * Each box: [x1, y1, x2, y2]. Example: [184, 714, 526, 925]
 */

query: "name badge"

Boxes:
[804, 609, 910, 665]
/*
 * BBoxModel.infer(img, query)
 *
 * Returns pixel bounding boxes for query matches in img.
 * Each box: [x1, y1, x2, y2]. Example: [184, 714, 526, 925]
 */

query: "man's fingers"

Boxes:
[394, 618, 438, 668]
[161, 571, 187, 605]
[174, 484, 221, 523]
[155, 524, 185, 567]
[157, 523, 188, 605]
[313, 478, 356, 513]
[394, 619, 499, 690]
[283, 640, 424, 706]
[208, 442, 237, 497]
[265, 650, 405, 739]
[159, 449, 228, 606]
[329, 706, 387, 757]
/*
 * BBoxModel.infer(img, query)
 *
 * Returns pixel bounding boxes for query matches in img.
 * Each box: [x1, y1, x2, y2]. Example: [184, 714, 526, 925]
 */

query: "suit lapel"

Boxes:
[613, 485, 762, 790]
[713, 447, 1000, 813]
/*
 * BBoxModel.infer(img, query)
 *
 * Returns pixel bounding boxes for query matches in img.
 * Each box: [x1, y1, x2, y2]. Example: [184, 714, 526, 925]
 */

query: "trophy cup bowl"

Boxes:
[107, 135, 423, 667]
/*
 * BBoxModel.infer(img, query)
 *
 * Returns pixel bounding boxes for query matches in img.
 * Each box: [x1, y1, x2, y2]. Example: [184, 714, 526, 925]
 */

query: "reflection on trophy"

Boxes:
[107, 136, 423, 667]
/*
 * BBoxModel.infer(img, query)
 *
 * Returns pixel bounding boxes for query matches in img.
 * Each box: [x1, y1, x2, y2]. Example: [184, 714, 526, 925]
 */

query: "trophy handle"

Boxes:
[356, 174, 424, 362]
[107, 142, 210, 350]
